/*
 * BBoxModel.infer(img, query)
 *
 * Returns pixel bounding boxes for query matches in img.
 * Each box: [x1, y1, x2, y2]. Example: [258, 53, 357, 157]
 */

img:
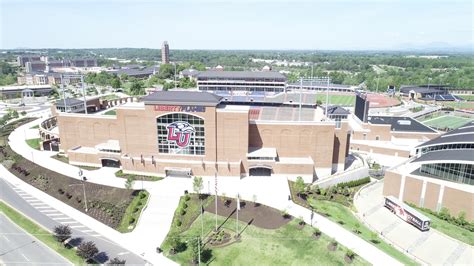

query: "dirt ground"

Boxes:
[205, 196, 291, 230]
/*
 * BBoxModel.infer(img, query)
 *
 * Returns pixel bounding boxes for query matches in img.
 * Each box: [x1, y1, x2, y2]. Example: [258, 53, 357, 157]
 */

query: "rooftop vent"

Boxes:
[397, 120, 411, 125]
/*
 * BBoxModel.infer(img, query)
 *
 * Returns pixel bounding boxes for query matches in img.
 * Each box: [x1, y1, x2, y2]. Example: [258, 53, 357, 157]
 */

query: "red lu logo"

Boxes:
[166, 121, 195, 148]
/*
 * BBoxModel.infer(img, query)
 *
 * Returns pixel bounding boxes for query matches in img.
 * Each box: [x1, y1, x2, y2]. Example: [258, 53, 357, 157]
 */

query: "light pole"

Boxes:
[71, 170, 88, 212]
[174, 63, 177, 90]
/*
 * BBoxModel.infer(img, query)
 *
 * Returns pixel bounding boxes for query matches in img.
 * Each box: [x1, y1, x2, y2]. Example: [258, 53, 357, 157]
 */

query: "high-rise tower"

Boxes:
[161, 41, 170, 64]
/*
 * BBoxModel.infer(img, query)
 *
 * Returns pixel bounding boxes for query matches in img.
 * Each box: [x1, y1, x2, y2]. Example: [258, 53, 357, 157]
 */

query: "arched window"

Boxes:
[156, 113, 205, 155]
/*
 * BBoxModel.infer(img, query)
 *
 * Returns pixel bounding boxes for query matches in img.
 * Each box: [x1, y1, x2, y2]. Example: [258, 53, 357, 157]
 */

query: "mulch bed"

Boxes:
[1, 144, 139, 229]
[327, 243, 337, 251]
[204, 196, 291, 230]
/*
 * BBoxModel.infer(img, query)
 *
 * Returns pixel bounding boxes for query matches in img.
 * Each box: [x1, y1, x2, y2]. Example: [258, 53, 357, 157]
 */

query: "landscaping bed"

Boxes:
[161, 196, 368, 265]
[205, 195, 292, 229]
[288, 179, 417, 266]
[0, 119, 145, 230]
[115, 169, 163, 182]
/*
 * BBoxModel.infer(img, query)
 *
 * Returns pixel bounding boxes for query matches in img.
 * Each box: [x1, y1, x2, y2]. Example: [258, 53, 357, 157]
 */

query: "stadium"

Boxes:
[53, 90, 351, 182]
[384, 121, 474, 221]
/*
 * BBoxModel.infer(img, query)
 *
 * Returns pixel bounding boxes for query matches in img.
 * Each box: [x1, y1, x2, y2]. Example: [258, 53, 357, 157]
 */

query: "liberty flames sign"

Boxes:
[166, 121, 195, 148]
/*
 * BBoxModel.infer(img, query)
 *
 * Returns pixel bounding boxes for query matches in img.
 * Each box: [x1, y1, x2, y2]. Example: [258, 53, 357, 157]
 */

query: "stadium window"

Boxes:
[375, 136, 380, 141]
[363, 133, 367, 140]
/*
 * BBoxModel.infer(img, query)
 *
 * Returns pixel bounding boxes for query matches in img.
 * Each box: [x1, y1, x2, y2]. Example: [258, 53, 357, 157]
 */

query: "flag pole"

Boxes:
[214, 171, 218, 231]
[236, 193, 239, 237]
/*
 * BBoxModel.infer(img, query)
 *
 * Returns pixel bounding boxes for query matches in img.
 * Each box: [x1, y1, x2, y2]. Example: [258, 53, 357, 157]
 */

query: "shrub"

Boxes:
[313, 228, 321, 236]
[180, 208, 186, 216]
[182, 203, 188, 209]
[129, 217, 136, 225]
[139, 192, 147, 199]
[335, 177, 371, 189]
[53, 225, 71, 243]
[346, 249, 356, 260]
[76, 241, 99, 261]
[330, 239, 338, 247]
[107, 257, 126, 265]
[176, 220, 182, 227]
[184, 194, 190, 201]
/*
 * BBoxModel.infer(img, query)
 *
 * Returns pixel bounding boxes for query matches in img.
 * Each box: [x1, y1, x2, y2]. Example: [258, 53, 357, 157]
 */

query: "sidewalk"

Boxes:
[354, 181, 473, 265]
[0, 164, 176, 266]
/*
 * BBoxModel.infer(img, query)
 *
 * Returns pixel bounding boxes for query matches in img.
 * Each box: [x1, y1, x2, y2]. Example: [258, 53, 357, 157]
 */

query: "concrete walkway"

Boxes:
[9, 118, 403, 265]
[354, 181, 474, 265]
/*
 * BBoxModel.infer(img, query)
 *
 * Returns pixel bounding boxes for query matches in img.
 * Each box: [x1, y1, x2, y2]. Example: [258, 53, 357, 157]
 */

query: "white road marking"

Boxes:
[90, 234, 101, 237]
[46, 213, 65, 217]
[40, 210, 58, 213]
[81, 230, 94, 233]
[60, 221, 78, 224]
[117, 251, 130, 256]
[21, 253, 30, 261]
[2, 235, 10, 242]
[69, 225, 86, 229]
[51, 217, 71, 220]
[21, 196, 35, 199]
[26, 199, 41, 202]
[34, 206, 52, 209]
[30, 202, 46, 206]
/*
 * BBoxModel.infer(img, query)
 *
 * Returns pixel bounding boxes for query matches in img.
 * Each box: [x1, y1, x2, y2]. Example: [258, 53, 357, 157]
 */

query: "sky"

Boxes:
[0, 0, 472, 50]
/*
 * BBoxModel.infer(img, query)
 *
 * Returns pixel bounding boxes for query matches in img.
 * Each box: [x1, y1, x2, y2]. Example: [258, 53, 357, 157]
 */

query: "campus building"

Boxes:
[54, 91, 351, 181]
[197, 71, 287, 95]
[349, 94, 440, 158]
[162, 41, 170, 64]
[383, 121, 474, 220]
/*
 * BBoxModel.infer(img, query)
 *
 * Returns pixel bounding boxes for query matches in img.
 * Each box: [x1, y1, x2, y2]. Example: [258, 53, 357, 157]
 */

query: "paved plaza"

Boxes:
[354, 181, 473, 265]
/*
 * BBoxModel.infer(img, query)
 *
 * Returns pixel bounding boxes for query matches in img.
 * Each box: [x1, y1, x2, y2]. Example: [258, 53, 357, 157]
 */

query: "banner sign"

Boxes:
[154, 105, 205, 112]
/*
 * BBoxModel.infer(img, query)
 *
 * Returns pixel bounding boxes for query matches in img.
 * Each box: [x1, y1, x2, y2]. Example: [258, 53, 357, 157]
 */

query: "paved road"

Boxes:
[0, 178, 147, 265]
[0, 213, 71, 265]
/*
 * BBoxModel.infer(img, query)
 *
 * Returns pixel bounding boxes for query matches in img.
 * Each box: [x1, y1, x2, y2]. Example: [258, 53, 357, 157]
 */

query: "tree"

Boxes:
[190, 237, 201, 264]
[129, 80, 144, 95]
[107, 257, 126, 265]
[439, 207, 451, 221]
[168, 234, 183, 253]
[158, 64, 175, 79]
[76, 241, 99, 261]
[111, 78, 121, 89]
[193, 176, 203, 196]
[20, 111, 27, 116]
[125, 176, 134, 190]
[53, 225, 71, 243]
[295, 176, 305, 197]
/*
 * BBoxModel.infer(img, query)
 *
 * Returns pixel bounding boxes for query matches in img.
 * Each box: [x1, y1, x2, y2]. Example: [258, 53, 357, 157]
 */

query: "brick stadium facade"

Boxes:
[55, 91, 351, 181]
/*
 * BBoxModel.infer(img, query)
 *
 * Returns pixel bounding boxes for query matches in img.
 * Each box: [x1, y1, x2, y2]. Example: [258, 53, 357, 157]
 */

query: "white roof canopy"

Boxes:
[247, 147, 277, 158]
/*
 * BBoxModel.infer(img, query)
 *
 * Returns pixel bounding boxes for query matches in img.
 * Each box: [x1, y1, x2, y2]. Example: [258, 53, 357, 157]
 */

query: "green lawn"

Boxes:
[162, 213, 368, 265]
[26, 138, 41, 150]
[116, 191, 149, 233]
[103, 109, 116, 115]
[115, 170, 163, 182]
[0, 201, 84, 265]
[422, 115, 473, 130]
[441, 101, 474, 110]
[409, 206, 474, 245]
[100, 94, 120, 101]
[455, 95, 474, 101]
[315, 94, 355, 106]
[307, 199, 417, 266]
